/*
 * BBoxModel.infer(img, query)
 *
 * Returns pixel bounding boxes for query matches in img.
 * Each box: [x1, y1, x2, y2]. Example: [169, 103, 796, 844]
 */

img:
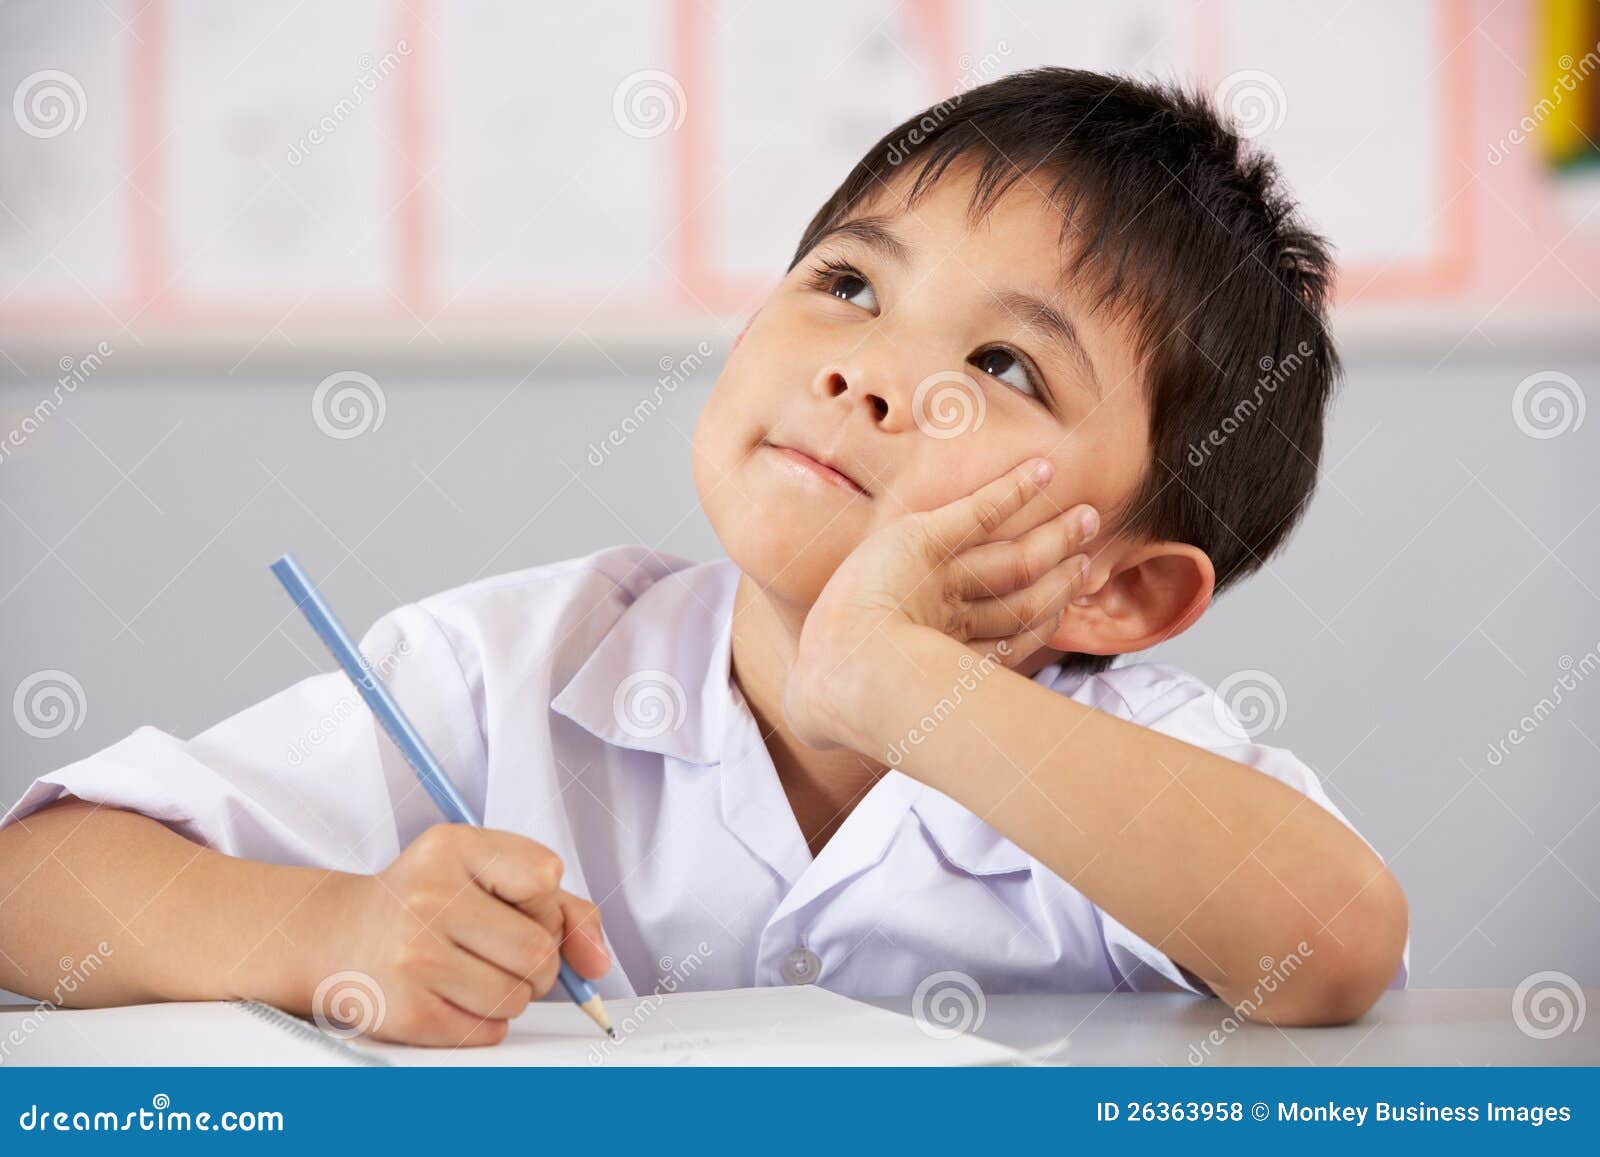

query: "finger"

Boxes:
[444, 888, 563, 990]
[975, 576, 1092, 664]
[951, 504, 1099, 599]
[422, 942, 540, 1021]
[511, 890, 564, 946]
[450, 828, 565, 908]
[918, 457, 1055, 558]
[961, 553, 1091, 641]
[452, 829, 567, 939]
[981, 618, 1068, 669]
[377, 994, 509, 1048]
[556, 892, 612, 979]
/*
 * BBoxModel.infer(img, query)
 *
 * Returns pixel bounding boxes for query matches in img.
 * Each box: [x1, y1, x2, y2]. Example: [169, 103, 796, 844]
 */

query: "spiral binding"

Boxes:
[230, 1000, 390, 1066]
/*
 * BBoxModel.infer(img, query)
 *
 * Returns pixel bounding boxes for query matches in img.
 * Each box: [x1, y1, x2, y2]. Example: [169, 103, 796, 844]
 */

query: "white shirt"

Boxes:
[2, 546, 1407, 1000]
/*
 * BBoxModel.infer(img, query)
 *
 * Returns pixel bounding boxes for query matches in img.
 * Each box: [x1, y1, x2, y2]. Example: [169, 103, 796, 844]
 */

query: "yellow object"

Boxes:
[1537, 0, 1596, 167]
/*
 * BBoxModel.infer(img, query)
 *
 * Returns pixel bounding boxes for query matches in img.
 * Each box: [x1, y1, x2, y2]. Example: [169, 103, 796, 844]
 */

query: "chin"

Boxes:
[724, 521, 854, 608]
[693, 456, 859, 611]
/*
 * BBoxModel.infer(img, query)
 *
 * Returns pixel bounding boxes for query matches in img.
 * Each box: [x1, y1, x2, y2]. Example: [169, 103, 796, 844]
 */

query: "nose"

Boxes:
[811, 355, 912, 432]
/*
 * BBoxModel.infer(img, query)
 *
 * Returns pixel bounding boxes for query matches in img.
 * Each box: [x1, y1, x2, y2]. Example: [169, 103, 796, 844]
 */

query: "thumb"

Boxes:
[555, 891, 611, 979]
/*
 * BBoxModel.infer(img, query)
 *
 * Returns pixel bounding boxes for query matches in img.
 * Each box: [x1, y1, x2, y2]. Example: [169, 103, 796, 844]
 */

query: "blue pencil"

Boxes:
[269, 552, 617, 1040]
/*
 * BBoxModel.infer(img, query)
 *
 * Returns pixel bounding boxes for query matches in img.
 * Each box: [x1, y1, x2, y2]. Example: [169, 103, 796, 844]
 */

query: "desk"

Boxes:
[866, 989, 1599, 1065]
[2, 989, 1594, 1065]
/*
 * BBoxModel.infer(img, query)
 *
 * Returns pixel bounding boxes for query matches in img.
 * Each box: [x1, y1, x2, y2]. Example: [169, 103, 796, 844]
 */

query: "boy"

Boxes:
[0, 68, 1407, 1046]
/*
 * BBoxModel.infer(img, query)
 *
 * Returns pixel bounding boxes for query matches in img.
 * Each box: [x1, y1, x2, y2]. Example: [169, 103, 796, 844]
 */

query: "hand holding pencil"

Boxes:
[270, 552, 617, 1046]
[315, 823, 613, 1047]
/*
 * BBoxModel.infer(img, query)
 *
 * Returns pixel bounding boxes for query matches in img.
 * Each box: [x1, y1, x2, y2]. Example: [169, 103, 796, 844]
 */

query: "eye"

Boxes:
[970, 346, 1041, 399]
[806, 259, 879, 311]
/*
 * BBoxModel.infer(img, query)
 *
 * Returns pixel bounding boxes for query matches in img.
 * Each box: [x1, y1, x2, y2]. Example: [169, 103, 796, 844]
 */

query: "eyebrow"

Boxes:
[811, 216, 912, 266]
[813, 215, 1102, 399]
[992, 289, 1102, 399]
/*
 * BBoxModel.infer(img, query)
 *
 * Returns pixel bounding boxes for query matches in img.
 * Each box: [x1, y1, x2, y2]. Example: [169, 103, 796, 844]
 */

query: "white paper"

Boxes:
[0, 988, 1022, 1067]
[357, 986, 1022, 1067]
[0, 1002, 360, 1067]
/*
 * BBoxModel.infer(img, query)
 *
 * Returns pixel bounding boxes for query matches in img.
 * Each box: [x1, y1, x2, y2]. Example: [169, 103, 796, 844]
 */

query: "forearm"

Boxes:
[851, 625, 1406, 1022]
[0, 800, 354, 1012]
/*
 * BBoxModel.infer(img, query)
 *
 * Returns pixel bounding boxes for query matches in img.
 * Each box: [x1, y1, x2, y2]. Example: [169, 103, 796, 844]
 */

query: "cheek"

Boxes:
[692, 361, 764, 462]
[690, 378, 747, 531]
[898, 462, 994, 513]
[891, 430, 1137, 539]
[690, 380, 754, 519]
[892, 439, 1044, 515]
[691, 386, 866, 607]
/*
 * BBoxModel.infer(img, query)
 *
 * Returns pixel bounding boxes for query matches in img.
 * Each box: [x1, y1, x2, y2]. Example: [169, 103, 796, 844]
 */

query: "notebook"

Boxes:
[2, 986, 1024, 1067]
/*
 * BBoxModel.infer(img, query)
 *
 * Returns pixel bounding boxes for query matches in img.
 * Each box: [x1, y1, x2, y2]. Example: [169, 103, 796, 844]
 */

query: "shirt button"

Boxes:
[780, 948, 822, 985]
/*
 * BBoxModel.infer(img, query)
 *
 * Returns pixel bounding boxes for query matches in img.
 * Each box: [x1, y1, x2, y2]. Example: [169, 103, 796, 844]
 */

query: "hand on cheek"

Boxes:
[781, 456, 1100, 750]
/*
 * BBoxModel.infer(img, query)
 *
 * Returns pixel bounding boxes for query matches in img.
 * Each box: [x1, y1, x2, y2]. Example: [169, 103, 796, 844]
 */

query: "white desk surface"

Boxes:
[2, 989, 1594, 1066]
[866, 989, 1599, 1066]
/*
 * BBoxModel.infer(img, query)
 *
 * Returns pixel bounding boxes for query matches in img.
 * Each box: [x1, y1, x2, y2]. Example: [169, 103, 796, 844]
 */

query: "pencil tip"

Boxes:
[607, 1027, 619, 1040]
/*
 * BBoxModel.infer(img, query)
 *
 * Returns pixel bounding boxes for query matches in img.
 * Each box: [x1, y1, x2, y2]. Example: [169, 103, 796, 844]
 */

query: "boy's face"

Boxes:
[692, 161, 1153, 641]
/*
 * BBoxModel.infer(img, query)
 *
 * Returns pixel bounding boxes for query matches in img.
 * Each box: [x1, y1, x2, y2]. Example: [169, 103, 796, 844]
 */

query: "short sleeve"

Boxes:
[1075, 663, 1409, 994]
[0, 603, 487, 874]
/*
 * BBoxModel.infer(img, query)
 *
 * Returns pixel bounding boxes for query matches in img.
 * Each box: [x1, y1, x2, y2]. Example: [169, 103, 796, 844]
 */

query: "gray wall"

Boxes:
[2, 345, 1596, 988]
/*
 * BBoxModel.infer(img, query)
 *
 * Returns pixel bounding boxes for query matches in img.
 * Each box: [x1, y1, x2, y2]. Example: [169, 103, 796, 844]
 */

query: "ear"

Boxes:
[1046, 540, 1215, 656]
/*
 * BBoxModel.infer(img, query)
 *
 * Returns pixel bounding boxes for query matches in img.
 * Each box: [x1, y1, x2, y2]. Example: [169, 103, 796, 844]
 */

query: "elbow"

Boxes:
[1281, 869, 1409, 1026]
[1224, 866, 1409, 1027]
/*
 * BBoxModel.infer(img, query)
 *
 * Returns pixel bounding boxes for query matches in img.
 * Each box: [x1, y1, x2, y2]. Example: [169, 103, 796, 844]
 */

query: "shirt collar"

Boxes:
[911, 786, 1033, 876]
[550, 553, 1045, 878]
[550, 556, 740, 766]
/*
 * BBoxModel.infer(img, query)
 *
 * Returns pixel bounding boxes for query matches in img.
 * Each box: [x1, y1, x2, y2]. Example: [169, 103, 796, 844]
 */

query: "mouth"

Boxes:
[760, 439, 871, 498]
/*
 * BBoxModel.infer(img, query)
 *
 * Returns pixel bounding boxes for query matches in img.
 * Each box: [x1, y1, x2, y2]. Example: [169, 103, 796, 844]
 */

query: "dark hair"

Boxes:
[787, 67, 1340, 677]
